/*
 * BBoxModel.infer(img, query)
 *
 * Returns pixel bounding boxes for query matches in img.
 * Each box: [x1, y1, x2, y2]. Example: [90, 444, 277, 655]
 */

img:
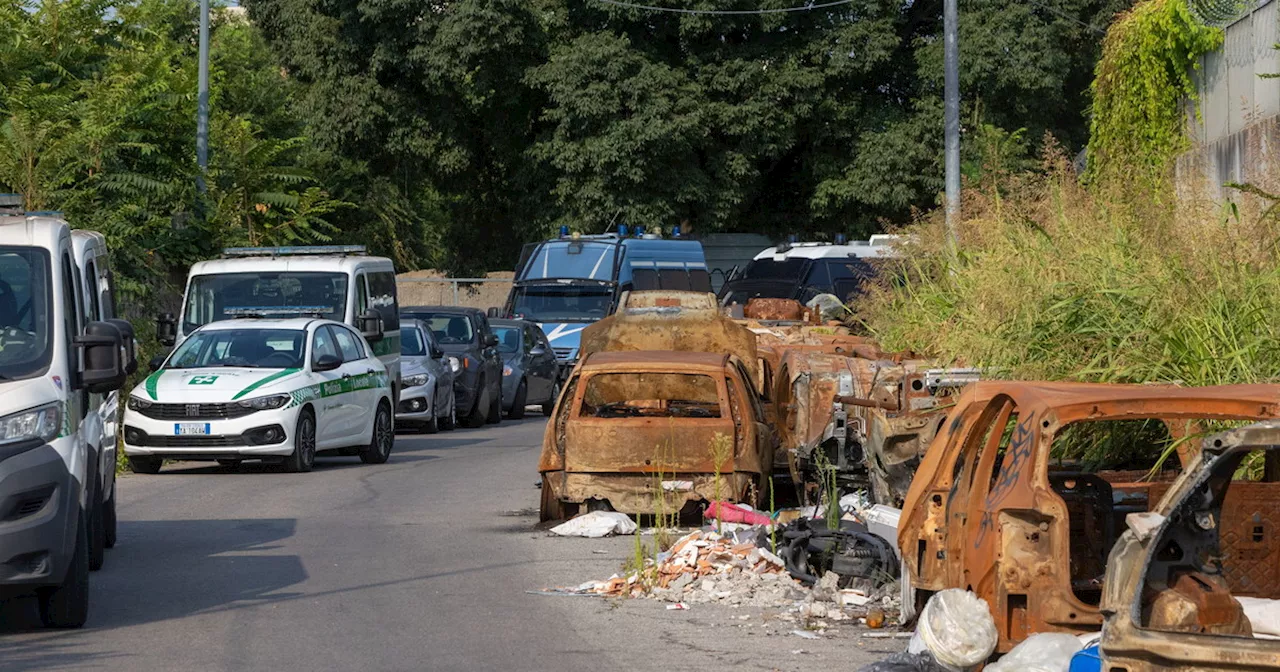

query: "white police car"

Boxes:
[122, 318, 395, 473]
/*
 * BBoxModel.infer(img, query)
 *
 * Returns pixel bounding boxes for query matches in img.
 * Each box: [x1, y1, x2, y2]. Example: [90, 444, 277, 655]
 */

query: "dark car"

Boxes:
[490, 319, 560, 419]
[400, 306, 502, 428]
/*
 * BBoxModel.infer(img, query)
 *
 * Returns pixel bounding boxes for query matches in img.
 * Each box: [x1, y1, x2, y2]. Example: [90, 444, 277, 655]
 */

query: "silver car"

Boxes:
[395, 319, 457, 432]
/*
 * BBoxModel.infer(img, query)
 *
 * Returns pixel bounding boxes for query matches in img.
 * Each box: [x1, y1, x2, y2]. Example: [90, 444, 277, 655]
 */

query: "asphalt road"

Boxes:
[0, 418, 896, 671]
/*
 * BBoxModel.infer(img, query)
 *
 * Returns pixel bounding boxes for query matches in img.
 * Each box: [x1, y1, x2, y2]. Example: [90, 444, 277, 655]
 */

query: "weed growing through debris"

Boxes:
[709, 432, 734, 534]
[811, 449, 841, 530]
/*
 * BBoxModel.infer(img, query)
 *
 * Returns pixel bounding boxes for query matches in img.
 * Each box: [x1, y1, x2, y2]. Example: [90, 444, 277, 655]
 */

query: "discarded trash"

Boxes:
[1068, 643, 1102, 672]
[592, 549, 608, 554]
[662, 480, 694, 492]
[1236, 596, 1280, 638]
[857, 652, 950, 672]
[840, 491, 873, 516]
[550, 511, 638, 538]
[705, 500, 773, 526]
[792, 629, 821, 640]
[907, 589, 998, 671]
[986, 633, 1083, 672]
[666, 602, 689, 610]
[862, 505, 902, 558]
[866, 607, 886, 629]
[840, 589, 872, 607]
[771, 517, 898, 586]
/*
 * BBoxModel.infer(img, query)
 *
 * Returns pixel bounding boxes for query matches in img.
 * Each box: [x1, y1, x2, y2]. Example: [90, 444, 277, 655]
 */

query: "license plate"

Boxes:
[174, 423, 211, 436]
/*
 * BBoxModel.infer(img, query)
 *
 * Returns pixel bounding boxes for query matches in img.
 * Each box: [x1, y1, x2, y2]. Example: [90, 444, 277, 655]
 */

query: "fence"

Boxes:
[395, 277, 512, 309]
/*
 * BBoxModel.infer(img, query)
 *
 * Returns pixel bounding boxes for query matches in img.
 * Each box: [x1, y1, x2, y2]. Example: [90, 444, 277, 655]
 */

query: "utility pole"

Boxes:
[196, 0, 210, 194]
[943, 0, 960, 260]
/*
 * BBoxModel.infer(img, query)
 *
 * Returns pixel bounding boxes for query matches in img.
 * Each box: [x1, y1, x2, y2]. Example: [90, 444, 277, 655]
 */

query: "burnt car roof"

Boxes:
[581, 350, 730, 371]
[954, 380, 1280, 414]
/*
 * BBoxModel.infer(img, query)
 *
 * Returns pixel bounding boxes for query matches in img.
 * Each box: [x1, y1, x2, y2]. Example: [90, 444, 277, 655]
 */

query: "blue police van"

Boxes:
[503, 226, 709, 376]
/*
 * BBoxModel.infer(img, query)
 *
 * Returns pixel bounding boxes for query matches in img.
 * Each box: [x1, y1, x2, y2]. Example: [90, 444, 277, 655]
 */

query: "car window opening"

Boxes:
[579, 373, 722, 418]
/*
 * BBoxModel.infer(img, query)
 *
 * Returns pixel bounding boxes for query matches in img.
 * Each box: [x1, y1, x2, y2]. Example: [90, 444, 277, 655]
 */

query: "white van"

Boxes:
[0, 213, 131, 628]
[159, 246, 401, 402]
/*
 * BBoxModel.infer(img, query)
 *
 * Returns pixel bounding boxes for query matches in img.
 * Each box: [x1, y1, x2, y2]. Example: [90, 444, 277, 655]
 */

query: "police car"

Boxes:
[122, 317, 395, 473]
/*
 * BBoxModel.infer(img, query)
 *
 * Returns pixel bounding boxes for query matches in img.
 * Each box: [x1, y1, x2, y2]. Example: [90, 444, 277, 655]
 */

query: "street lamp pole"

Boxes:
[196, 0, 210, 194]
[943, 0, 960, 259]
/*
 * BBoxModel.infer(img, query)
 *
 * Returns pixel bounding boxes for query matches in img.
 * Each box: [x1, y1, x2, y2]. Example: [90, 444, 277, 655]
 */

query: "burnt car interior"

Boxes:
[1138, 443, 1280, 639]
[580, 373, 722, 418]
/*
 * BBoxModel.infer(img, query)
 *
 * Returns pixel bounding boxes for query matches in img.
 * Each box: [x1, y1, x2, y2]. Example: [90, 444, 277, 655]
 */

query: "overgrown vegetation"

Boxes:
[1087, 0, 1221, 181]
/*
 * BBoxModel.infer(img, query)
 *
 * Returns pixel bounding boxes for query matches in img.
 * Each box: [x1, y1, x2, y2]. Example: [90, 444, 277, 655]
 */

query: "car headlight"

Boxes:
[503, 365, 513, 377]
[404, 374, 429, 388]
[127, 395, 153, 411]
[236, 393, 291, 411]
[0, 403, 61, 447]
[447, 357, 461, 373]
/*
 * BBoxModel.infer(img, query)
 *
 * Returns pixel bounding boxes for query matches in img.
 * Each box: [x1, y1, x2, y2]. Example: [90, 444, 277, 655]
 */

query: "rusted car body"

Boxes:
[770, 348, 973, 505]
[538, 351, 774, 520]
[898, 382, 1280, 653]
[1100, 420, 1280, 671]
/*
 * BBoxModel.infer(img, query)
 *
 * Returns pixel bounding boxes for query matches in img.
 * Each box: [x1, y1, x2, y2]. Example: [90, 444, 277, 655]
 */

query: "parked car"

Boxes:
[124, 317, 396, 473]
[400, 306, 502, 428]
[538, 350, 774, 521]
[490, 318, 559, 419]
[396, 319, 456, 432]
[897, 381, 1280, 653]
[1099, 420, 1280, 671]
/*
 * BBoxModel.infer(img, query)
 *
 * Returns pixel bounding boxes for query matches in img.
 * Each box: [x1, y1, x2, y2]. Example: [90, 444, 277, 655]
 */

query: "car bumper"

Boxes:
[396, 384, 435, 423]
[122, 406, 300, 459]
[0, 444, 79, 588]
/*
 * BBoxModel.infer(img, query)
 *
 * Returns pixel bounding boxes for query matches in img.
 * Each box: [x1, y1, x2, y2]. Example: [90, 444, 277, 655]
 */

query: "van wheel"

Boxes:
[464, 383, 488, 428]
[508, 380, 527, 419]
[38, 510, 89, 628]
[128, 456, 162, 475]
[103, 486, 117, 549]
[360, 401, 394, 464]
[285, 410, 317, 473]
[542, 381, 560, 418]
[486, 382, 502, 424]
[88, 481, 105, 571]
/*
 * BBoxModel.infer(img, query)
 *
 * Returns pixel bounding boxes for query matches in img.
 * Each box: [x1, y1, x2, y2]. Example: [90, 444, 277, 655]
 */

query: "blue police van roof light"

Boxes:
[617, 224, 630, 237]
[787, 233, 800, 244]
[633, 225, 645, 237]
[559, 225, 570, 238]
[672, 224, 682, 238]
[834, 233, 848, 245]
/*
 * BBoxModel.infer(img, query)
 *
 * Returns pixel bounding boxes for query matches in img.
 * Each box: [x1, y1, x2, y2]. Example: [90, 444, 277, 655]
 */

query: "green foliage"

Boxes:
[1087, 0, 1221, 181]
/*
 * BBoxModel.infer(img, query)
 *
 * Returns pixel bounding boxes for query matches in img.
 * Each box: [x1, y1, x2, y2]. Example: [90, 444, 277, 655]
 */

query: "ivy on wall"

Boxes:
[1087, 0, 1222, 181]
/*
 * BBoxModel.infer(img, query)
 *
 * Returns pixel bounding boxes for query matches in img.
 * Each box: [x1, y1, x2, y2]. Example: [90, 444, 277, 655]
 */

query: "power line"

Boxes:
[590, 0, 859, 15]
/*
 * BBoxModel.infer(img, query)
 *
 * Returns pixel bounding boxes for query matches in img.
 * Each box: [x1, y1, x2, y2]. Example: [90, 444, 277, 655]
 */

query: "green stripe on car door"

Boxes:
[232, 368, 301, 400]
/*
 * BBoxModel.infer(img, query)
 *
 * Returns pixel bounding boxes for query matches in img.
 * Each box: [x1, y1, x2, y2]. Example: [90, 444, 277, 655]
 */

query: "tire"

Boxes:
[486, 381, 502, 425]
[88, 481, 105, 571]
[216, 459, 242, 469]
[539, 474, 563, 522]
[424, 390, 441, 434]
[360, 401, 394, 464]
[439, 397, 457, 431]
[463, 382, 488, 429]
[542, 381, 560, 418]
[285, 410, 317, 473]
[38, 510, 89, 628]
[103, 486, 117, 549]
[128, 456, 162, 475]
[508, 380, 527, 419]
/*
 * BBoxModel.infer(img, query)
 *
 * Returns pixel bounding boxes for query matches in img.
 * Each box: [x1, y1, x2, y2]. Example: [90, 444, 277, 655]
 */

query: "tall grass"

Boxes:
[857, 144, 1280, 387]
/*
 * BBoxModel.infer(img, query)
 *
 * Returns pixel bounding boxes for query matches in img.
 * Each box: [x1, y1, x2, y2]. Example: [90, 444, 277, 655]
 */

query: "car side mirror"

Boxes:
[530, 345, 548, 356]
[486, 307, 501, 318]
[313, 353, 342, 372]
[484, 333, 499, 348]
[431, 347, 444, 360]
[77, 321, 127, 393]
[155, 312, 176, 347]
[359, 309, 384, 342]
[148, 354, 166, 372]
[106, 318, 138, 376]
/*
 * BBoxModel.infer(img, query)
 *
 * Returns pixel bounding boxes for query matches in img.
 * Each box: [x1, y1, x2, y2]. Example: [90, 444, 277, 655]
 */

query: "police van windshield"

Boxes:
[510, 285, 612, 323]
[0, 247, 53, 381]
[167, 329, 306, 369]
[184, 272, 348, 331]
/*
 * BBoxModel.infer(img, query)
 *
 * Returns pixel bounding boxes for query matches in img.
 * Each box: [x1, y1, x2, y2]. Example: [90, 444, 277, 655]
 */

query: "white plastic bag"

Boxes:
[1237, 596, 1280, 638]
[550, 511, 638, 538]
[907, 589, 998, 671]
[985, 633, 1083, 672]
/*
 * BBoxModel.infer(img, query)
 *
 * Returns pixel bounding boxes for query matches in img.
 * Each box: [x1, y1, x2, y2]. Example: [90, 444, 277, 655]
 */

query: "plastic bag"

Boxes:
[1237, 596, 1280, 638]
[907, 589, 998, 671]
[549, 511, 637, 538]
[857, 652, 950, 672]
[985, 633, 1084, 672]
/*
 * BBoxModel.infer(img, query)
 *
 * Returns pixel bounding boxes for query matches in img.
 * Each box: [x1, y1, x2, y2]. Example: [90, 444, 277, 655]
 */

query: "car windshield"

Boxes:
[519, 241, 618, 281]
[413, 314, 474, 345]
[183, 272, 348, 331]
[401, 326, 427, 356]
[0, 247, 53, 381]
[740, 258, 809, 281]
[166, 328, 306, 369]
[493, 326, 521, 353]
[509, 285, 613, 322]
[580, 373, 722, 418]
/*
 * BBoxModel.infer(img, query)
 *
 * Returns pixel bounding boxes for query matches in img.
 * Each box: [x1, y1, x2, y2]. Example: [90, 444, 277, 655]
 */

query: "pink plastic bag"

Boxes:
[704, 501, 772, 526]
